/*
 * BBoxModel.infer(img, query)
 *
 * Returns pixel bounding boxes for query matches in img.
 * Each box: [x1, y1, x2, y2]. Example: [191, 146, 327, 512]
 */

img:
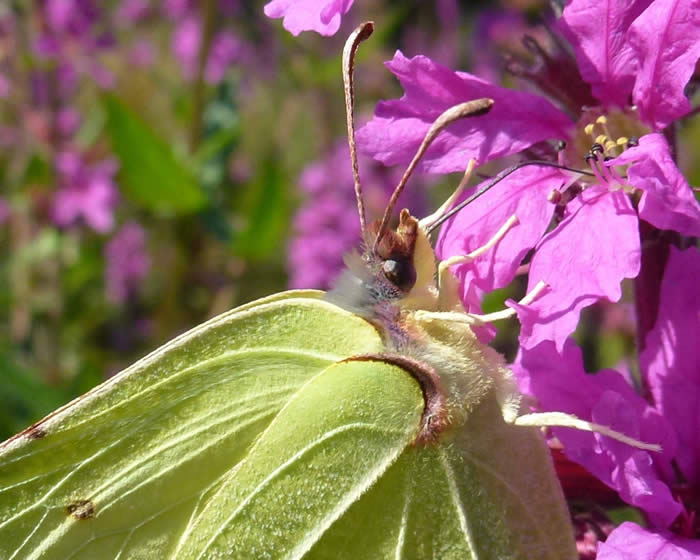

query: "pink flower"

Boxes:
[597, 522, 700, 559]
[514, 247, 700, 539]
[51, 152, 119, 233]
[0, 198, 9, 225]
[263, 0, 354, 37]
[358, 0, 700, 352]
[205, 31, 247, 83]
[357, 51, 571, 174]
[105, 222, 150, 303]
[172, 16, 201, 80]
[169, 7, 251, 83]
[559, 0, 700, 131]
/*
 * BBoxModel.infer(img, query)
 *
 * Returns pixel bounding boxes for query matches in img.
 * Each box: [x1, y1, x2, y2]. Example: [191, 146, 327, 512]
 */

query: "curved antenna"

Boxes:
[425, 161, 594, 235]
[343, 21, 374, 237]
[373, 99, 494, 253]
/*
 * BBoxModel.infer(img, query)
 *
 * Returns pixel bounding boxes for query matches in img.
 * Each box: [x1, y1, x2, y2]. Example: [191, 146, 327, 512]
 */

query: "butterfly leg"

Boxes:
[461, 280, 547, 325]
[437, 213, 519, 287]
[434, 213, 520, 311]
[514, 411, 661, 452]
[416, 280, 548, 326]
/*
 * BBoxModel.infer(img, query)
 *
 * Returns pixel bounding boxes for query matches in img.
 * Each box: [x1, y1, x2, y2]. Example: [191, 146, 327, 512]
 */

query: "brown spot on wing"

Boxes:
[66, 499, 95, 520]
[25, 426, 46, 440]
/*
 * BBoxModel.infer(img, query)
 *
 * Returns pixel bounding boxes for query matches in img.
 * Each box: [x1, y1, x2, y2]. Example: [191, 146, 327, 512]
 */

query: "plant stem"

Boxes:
[189, 0, 217, 152]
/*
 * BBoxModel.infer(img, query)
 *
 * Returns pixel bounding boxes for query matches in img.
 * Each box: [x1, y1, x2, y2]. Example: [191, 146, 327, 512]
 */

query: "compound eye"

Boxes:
[382, 258, 416, 292]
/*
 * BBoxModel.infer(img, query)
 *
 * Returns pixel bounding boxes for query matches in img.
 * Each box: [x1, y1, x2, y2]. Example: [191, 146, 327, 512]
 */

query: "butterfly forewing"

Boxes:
[0, 292, 389, 559]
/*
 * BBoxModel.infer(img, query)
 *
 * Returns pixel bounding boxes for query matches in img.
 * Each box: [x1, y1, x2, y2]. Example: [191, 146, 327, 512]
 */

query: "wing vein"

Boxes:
[196, 423, 405, 560]
[438, 448, 479, 560]
[458, 445, 556, 555]
[394, 465, 412, 560]
[8, 507, 50, 560]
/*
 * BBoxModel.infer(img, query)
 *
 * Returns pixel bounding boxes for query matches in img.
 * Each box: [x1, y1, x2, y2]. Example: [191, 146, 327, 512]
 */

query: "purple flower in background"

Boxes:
[288, 141, 372, 290]
[105, 222, 150, 303]
[116, 0, 151, 24]
[0, 198, 9, 225]
[515, 246, 700, 540]
[127, 39, 156, 67]
[205, 31, 247, 83]
[470, 8, 534, 83]
[288, 140, 426, 289]
[401, 0, 461, 68]
[359, 0, 700, 351]
[0, 73, 9, 98]
[172, 16, 201, 80]
[51, 152, 119, 233]
[264, 0, 354, 37]
[34, 0, 116, 88]
[168, 2, 250, 83]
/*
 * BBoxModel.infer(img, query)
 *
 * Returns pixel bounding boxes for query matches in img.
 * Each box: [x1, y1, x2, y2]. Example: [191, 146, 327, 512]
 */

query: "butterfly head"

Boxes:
[327, 21, 487, 316]
[367, 209, 419, 294]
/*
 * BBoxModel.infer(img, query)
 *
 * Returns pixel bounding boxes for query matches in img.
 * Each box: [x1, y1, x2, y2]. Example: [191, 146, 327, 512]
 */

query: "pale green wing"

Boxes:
[305, 376, 577, 560]
[0, 291, 425, 559]
[0, 288, 576, 559]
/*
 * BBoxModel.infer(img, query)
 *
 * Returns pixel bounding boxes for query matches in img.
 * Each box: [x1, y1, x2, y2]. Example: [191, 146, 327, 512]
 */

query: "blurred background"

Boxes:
[1, 0, 698, 441]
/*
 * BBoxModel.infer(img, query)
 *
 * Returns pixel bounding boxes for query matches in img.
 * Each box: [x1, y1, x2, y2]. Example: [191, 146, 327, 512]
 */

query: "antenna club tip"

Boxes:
[473, 98, 495, 116]
[357, 21, 374, 38]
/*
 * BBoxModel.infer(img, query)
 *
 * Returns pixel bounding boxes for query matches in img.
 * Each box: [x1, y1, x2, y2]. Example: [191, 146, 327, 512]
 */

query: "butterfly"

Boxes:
[0, 22, 657, 560]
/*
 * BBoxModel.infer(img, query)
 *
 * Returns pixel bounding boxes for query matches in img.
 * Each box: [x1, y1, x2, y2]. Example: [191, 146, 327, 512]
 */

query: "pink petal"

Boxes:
[513, 187, 640, 351]
[52, 188, 82, 226]
[263, 0, 354, 37]
[356, 51, 573, 174]
[597, 522, 700, 559]
[627, 0, 700, 130]
[0, 198, 8, 225]
[558, 0, 652, 108]
[513, 340, 681, 527]
[640, 246, 700, 487]
[436, 164, 565, 306]
[610, 133, 700, 236]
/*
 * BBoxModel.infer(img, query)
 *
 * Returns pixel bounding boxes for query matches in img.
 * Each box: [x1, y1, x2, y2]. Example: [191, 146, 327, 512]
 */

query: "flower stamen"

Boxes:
[585, 152, 608, 186]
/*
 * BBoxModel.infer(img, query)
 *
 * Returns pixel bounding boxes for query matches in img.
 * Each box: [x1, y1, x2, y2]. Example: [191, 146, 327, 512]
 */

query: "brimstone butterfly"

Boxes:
[0, 22, 658, 560]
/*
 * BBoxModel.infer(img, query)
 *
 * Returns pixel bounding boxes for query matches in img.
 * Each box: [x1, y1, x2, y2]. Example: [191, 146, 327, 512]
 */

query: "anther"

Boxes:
[584, 153, 598, 163]
[594, 135, 608, 146]
[604, 140, 617, 152]
[584, 123, 595, 136]
[627, 137, 639, 147]
[616, 137, 629, 146]
[547, 189, 562, 204]
[590, 143, 604, 154]
[555, 140, 567, 151]
[595, 115, 607, 125]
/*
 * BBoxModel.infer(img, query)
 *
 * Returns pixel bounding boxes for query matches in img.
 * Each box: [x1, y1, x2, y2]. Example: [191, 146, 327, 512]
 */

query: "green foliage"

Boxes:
[232, 153, 289, 259]
[0, 353, 67, 439]
[103, 94, 206, 215]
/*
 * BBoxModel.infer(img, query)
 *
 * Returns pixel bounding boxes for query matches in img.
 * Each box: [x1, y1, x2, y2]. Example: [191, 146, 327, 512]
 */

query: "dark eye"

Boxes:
[382, 258, 416, 292]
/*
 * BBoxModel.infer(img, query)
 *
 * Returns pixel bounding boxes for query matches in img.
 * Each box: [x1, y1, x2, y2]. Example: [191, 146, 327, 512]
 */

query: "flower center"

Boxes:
[562, 107, 651, 192]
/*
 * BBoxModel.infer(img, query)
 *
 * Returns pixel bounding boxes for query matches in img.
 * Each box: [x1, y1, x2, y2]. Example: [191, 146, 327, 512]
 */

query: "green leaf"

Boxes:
[0, 354, 67, 441]
[103, 94, 206, 215]
[232, 153, 288, 259]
